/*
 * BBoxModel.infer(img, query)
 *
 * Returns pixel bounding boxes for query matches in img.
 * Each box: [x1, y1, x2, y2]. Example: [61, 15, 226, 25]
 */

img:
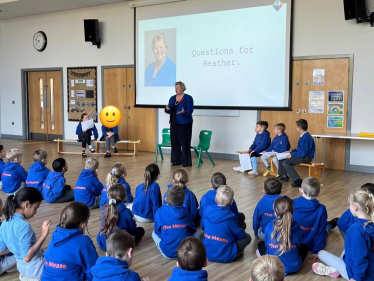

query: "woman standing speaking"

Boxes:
[165, 81, 194, 167]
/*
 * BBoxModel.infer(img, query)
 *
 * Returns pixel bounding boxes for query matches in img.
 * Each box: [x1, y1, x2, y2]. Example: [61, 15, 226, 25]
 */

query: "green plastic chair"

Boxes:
[191, 130, 215, 168]
[155, 128, 171, 162]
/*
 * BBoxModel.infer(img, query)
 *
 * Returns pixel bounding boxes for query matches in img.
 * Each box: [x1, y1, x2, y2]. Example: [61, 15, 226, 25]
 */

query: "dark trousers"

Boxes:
[278, 156, 312, 181]
[78, 132, 91, 148]
[239, 212, 246, 230]
[236, 233, 252, 257]
[257, 241, 309, 267]
[170, 122, 193, 166]
[53, 189, 75, 203]
[128, 227, 145, 244]
[193, 211, 202, 227]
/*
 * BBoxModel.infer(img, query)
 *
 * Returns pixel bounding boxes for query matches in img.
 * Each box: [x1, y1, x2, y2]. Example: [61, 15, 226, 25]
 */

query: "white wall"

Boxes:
[0, 3, 134, 139]
[0, 0, 373, 165]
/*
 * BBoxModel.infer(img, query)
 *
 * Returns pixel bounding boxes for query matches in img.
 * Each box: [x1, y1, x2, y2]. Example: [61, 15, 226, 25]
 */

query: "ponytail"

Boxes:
[143, 164, 160, 195]
[271, 197, 294, 255]
[59, 202, 90, 234]
[173, 169, 189, 185]
[4, 188, 42, 221]
[101, 184, 127, 236]
[106, 163, 126, 190]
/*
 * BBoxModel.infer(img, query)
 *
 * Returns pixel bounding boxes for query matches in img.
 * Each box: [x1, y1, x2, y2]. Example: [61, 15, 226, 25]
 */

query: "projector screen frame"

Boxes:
[133, 1, 294, 111]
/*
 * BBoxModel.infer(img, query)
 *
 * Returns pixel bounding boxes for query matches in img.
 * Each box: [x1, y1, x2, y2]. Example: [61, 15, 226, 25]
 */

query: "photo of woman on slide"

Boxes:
[145, 33, 176, 87]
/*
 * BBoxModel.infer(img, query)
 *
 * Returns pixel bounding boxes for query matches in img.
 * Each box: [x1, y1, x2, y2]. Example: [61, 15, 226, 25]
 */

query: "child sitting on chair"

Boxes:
[233, 121, 271, 176]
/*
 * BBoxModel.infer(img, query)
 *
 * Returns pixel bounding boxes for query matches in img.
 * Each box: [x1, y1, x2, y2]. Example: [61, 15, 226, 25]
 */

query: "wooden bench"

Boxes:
[260, 158, 326, 183]
[53, 139, 141, 157]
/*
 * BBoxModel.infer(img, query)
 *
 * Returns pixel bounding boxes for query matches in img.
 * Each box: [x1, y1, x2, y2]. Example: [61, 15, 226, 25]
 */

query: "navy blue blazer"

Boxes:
[165, 94, 194, 124]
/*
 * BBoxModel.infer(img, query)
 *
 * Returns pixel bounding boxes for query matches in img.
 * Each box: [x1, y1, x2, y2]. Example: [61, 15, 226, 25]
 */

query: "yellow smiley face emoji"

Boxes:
[99, 106, 122, 128]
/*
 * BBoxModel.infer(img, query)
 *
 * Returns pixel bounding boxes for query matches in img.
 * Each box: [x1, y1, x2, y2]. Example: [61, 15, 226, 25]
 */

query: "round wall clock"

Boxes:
[33, 31, 47, 52]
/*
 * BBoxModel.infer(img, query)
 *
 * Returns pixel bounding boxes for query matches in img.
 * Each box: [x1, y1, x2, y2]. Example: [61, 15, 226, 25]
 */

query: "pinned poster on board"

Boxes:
[309, 91, 325, 114]
[327, 103, 344, 115]
[328, 91, 344, 102]
[327, 116, 344, 128]
[313, 69, 325, 86]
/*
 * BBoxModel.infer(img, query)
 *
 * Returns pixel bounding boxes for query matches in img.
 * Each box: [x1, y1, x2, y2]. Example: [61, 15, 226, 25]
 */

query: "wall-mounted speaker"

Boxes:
[344, 0, 357, 20]
[84, 19, 100, 48]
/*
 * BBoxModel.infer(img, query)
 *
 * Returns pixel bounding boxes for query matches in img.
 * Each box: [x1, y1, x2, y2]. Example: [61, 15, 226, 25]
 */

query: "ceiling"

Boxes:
[0, 0, 130, 20]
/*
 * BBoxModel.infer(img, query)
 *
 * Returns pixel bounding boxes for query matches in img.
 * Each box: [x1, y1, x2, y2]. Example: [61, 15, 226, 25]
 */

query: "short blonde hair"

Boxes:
[301, 177, 320, 198]
[6, 148, 22, 162]
[33, 150, 47, 162]
[152, 33, 168, 49]
[216, 185, 234, 206]
[175, 81, 186, 92]
[85, 158, 99, 171]
[251, 255, 285, 281]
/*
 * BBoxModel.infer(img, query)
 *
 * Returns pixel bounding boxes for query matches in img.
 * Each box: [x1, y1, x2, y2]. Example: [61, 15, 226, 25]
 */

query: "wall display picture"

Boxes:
[67, 67, 97, 122]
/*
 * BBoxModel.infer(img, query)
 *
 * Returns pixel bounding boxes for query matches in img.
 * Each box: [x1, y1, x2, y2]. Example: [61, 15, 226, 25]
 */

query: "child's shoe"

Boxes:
[280, 176, 289, 182]
[90, 148, 96, 153]
[82, 153, 87, 158]
[312, 263, 340, 278]
[104, 152, 111, 158]
[113, 147, 118, 153]
[263, 168, 272, 177]
[291, 179, 303, 187]
[327, 218, 339, 230]
[248, 170, 258, 176]
[233, 166, 242, 171]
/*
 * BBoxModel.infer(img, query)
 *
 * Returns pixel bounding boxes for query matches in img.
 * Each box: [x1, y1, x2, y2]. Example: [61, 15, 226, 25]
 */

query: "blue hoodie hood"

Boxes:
[154, 205, 196, 258]
[42, 171, 66, 203]
[26, 162, 50, 193]
[293, 196, 327, 254]
[265, 220, 302, 275]
[168, 267, 208, 281]
[74, 169, 104, 206]
[253, 194, 280, 235]
[41, 226, 98, 281]
[2, 162, 28, 193]
[91, 257, 141, 281]
[344, 219, 374, 281]
[202, 205, 246, 263]
[199, 189, 239, 221]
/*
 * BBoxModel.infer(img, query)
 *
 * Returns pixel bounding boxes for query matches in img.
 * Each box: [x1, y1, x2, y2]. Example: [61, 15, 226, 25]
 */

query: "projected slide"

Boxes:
[136, 1, 292, 109]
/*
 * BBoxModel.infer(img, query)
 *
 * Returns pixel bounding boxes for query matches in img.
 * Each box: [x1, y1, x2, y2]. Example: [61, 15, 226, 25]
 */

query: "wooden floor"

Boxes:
[0, 139, 370, 281]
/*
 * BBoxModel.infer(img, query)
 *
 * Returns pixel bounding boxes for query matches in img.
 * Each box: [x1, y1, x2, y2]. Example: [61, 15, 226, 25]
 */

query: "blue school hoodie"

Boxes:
[99, 126, 120, 142]
[293, 196, 327, 253]
[199, 189, 240, 223]
[266, 134, 291, 153]
[76, 123, 98, 140]
[41, 226, 98, 281]
[168, 267, 208, 281]
[26, 161, 50, 193]
[2, 162, 28, 194]
[291, 132, 315, 159]
[202, 205, 246, 263]
[338, 209, 357, 234]
[91, 257, 141, 281]
[100, 178, 133, 211]
[253, 194, 281, 236]
[132, 182, 162, 220]
[163, 184, 199, 221]
[249, 130, 271, 154]
[42, 171, 66, 203]
[96, 203, 137, 251]
[154, 205, 196, 258]
[0, 159, 5, 181]
[74, 169, 104, 206]
[344, 219, 374, 281]
[265, 219, 303, 275]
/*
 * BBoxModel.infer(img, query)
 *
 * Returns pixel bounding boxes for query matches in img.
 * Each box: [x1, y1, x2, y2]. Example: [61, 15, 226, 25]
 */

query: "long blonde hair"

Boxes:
[106, 163, 126, 189]
[271, 197, 294, 255]
[350, 188, 374, 224]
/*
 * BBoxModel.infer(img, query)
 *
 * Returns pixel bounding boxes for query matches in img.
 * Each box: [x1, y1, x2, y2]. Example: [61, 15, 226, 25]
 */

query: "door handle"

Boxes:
[127, 106, 130, 109]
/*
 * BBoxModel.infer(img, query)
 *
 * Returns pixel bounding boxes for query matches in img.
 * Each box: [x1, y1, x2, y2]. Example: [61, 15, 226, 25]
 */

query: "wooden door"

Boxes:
[45, 71, 63, 139]
[28, 71, 63, 140]
[103, 68, 128, 150]
[103, 67, 156, 152]
[126, 68, 156, 152]
[29, 72, 48, 139]
[261, 58, 350, 170]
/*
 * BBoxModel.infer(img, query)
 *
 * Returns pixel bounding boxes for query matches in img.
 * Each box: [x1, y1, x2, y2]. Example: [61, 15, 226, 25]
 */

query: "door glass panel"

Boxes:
[50, 78, 54, 130]
[39, 78, 44, 129]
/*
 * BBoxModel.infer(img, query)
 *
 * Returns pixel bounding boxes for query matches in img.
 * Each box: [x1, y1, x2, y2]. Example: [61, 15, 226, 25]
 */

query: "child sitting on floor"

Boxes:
[0, 145, 6, 191]
[168, 237, 208, 281]
[250, 255, 285, 281]
[2, 148, 28, 194]
[26, 150, 50, 193]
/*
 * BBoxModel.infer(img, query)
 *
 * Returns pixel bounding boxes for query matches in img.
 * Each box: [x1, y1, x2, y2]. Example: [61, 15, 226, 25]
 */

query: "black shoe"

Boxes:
[280, 176, 289, 182]
[113, 147, 118, 153]
[90, 148, 96, 153]
[241, 222, 247, 230]
[327, 218, 339, 230]
[82, 153, 87, 157]
[104, 152, 111, 158]
[171, 162, 181, 166]
[291, 179, 303, 187]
